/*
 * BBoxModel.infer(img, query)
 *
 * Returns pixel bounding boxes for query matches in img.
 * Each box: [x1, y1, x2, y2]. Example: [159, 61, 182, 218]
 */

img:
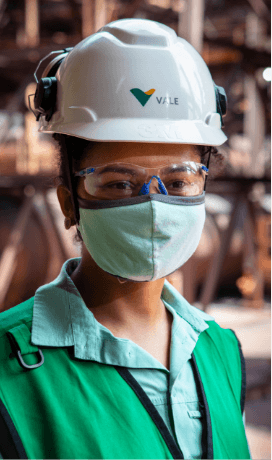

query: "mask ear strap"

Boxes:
[204, 150, 211, 192]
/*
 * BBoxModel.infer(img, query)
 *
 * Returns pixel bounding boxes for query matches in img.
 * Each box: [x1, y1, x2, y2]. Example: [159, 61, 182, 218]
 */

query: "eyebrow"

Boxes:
[97, 166, 138, 176]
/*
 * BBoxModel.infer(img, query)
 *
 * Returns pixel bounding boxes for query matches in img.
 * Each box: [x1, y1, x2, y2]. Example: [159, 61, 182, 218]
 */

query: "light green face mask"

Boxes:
[76, 194, 206, 282]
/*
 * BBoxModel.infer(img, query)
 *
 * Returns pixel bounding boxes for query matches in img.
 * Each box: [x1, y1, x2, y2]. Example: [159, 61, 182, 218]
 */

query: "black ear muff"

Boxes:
[214, 84, 227, 127]
[29, 48, 73, 122]
[34, 77, 58, 122]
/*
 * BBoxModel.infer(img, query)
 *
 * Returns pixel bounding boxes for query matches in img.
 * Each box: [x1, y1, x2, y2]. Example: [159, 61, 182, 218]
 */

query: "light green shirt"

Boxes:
[28, 257, 248, 460]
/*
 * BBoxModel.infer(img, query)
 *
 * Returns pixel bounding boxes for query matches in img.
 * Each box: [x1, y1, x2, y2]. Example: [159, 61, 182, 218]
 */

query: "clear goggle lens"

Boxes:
[74, 161, 208, 199]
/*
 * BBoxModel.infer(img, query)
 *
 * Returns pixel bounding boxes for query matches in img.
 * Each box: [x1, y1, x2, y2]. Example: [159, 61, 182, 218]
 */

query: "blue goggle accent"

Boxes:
[138, 176, 168, 196]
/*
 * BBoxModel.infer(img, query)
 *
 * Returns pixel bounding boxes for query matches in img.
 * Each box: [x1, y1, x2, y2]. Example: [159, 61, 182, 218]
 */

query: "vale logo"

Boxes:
[130, 88, 179, 107]
[130, 88, 156, 107]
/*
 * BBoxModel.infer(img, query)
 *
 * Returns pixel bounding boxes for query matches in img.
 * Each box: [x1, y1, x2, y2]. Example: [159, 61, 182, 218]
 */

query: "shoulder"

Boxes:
[0, 297, 34, 338]
[205, 318, 239, 344]
[200, 319, 243, 376]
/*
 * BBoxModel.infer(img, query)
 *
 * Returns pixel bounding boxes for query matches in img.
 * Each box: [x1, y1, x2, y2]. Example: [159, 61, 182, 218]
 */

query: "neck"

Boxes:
[70, 245, 166, 332]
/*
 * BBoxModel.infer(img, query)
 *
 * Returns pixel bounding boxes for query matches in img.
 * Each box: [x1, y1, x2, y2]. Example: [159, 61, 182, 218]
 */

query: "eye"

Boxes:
[167, 180, 187, 189]
[165, 179, 202, 196]
[105, 181, 134, 190]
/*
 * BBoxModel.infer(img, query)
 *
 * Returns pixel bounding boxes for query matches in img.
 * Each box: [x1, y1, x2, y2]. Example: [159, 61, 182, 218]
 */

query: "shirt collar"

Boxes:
[31, 258, 215, 358]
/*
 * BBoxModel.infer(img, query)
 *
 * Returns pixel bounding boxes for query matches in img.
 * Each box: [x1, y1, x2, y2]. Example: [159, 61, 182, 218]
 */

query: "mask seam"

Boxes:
[77, 193, 205, 210]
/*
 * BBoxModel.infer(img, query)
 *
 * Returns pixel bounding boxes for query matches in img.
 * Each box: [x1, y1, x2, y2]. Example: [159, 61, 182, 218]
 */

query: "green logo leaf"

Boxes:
[130, 88, 156, 107]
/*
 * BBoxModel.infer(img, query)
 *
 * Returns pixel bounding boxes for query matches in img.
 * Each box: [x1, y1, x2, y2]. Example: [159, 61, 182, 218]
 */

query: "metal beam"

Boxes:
[106, 0, 121, 24]
[25, 0, 39, 47]
[199, 194, 241, 309]
[243, 74, 266, 178]
[0, 75, 33, 145]
[178, 0, 204, 53]
[246, 0, 270, 18]
[32, 192, 67, 283]
[0, 194, 34, 311]
[119, 0, 144, 19]
[94, 0, 107, 32]
[82, 0, 94, 38]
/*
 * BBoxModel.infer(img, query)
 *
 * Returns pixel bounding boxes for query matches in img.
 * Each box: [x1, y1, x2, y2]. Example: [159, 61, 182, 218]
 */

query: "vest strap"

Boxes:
[7, 324, 44, 370]
[230, 329, 246, 413]
[0, 397, 28, 459]
[115, 366, 184, 460]
[191, 352, 213, 459]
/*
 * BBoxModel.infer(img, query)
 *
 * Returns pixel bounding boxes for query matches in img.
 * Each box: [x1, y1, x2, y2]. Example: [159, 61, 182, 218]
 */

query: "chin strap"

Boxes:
[63, 141, 80, 225]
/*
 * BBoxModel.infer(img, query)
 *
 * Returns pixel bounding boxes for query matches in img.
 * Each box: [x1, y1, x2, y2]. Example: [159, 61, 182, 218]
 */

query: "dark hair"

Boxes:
[52, 133, 97, 244]
[52, 133, 224, 244]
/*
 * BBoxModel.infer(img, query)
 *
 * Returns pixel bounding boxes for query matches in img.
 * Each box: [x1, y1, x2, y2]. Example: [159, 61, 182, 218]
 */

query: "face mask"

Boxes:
[76, 194, 205, 282]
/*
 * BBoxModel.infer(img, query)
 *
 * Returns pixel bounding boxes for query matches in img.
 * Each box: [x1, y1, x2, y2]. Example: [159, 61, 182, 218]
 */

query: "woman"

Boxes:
[0, 18, 251, 459]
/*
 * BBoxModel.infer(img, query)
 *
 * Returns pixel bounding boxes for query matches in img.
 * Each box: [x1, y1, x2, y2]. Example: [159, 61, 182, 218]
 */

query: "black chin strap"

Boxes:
[204, 150, 211, 192]
[63, 143, 80, 225]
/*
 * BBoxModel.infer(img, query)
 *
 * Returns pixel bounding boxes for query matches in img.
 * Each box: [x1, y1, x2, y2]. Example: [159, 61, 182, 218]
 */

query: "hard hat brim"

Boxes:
[40, 118, 227, 146]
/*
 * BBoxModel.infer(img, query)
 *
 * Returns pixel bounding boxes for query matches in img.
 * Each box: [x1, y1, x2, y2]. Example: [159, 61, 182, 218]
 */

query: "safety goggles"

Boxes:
[74, 161, 209, 200]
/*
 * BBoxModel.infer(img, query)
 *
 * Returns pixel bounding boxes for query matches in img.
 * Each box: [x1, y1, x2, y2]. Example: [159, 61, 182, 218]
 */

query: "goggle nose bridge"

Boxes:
[138, 175, 168, 196]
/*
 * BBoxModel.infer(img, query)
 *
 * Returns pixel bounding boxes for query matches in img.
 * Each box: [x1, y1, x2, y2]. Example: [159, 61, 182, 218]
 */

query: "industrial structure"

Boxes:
[0, 0, 270, 455]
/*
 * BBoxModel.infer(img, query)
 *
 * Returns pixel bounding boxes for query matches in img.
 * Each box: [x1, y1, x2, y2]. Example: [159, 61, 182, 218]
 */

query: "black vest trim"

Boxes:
[191, 353, 213, 459]
[114, 366, 184, 459]
[0, 397, 28, 459]
[229, 329, 246, 414]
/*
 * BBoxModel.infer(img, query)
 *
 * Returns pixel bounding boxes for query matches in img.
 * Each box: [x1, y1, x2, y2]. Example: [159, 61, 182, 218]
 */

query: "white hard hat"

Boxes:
[37, 18, 227, 146]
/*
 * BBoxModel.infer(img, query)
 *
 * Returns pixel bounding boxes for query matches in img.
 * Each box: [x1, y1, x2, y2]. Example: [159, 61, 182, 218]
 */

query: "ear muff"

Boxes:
[29, 48, 73, 122]
[29, 48, 81, 225]
[214, 84, 227, 127]
[34, 77, 58, 122]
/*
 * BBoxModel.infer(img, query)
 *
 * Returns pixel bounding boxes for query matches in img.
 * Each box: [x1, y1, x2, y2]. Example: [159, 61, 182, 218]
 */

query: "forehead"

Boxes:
[79, 142, 201, 168]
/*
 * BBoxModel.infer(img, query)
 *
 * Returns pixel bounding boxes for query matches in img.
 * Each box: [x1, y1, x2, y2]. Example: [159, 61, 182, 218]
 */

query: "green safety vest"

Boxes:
[0, 296, 250, 459]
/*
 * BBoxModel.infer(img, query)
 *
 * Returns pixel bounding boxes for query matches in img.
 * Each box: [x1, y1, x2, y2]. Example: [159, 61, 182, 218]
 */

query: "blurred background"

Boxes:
[0, 0, 270, 457]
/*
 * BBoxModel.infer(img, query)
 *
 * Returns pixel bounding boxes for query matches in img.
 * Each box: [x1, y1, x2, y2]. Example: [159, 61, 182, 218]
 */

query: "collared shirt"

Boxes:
[30, 257, 246, 460]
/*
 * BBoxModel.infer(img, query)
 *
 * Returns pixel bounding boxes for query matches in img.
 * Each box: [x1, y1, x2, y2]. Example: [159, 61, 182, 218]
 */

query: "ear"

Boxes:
[57, 185, 76, 224]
